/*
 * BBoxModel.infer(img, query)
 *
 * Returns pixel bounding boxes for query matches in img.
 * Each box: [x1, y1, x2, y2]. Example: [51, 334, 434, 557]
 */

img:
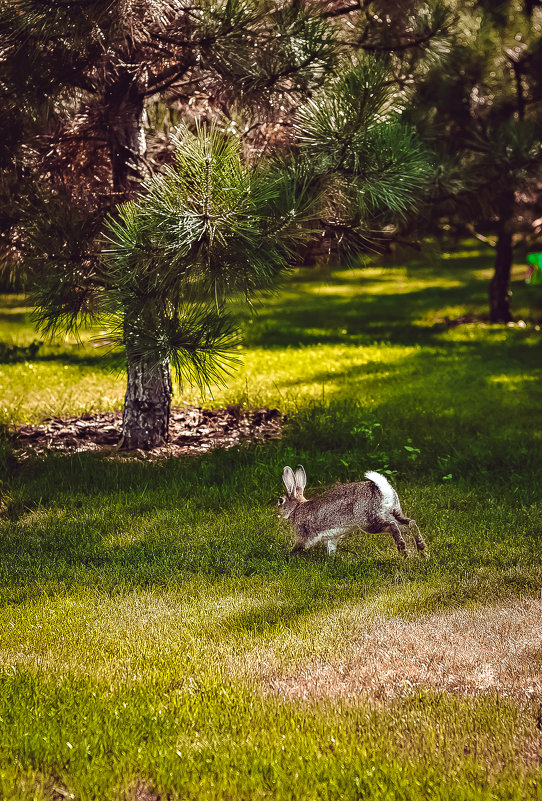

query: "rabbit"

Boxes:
[278, 465, 428, 558]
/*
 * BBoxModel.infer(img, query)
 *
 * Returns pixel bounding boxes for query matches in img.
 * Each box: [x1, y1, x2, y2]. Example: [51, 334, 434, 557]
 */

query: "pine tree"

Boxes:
[2, 0, 446, 447]
[294, 54, 432, 258]
[2, 0, 339, 447]
[1, 0, 338, 287]
[87, 56, 430, 448]
[98, 123, 316, 447]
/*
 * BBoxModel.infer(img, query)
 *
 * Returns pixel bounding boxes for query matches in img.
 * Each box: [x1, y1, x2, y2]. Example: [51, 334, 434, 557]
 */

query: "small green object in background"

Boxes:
[526, 252, 542, 285]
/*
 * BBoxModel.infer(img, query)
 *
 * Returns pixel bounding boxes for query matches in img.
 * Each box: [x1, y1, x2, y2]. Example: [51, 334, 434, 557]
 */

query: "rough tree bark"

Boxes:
[489, 194, 515, 323]
[121, 351, 173, 449]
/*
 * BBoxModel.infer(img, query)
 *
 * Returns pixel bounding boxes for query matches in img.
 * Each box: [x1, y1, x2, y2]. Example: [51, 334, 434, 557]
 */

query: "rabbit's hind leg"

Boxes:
[383, 517, 408, 558]
[408, 520, 429, 557]
[393, 512, 428, 557]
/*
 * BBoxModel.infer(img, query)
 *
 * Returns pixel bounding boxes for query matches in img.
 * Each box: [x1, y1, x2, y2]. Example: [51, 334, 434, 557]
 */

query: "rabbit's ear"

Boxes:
[295, 465, 307, 496]
[282, 466, 296, 496]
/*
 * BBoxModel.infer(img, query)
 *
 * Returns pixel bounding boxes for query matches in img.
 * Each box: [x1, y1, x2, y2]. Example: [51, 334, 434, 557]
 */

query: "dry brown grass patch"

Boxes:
[260, 597, 542, 704]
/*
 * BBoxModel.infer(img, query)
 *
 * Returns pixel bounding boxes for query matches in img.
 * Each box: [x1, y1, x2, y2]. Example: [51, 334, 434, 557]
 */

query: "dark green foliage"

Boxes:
[201, 0, 339, 96]
[1, 0, 453, 299]
[406, 1, 542, 319]
[105, 124, 312, 305]
[24, 190, 106, 338]
[293, 54, 432, 257]
[0, 0, 342, 304]
[96, 106, 431, 392]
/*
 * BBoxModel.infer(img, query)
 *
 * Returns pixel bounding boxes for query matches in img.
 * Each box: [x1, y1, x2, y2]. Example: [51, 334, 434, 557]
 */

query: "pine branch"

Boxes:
[147, 63, 192, 95]
[321, 3, 363, 19]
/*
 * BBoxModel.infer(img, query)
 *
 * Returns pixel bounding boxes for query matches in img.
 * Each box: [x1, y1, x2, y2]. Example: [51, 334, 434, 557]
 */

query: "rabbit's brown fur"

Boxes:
[278, 466, 428, 557]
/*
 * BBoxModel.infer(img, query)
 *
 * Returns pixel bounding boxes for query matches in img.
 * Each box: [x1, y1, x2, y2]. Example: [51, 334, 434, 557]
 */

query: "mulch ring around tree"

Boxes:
[14, 406, 282, 460]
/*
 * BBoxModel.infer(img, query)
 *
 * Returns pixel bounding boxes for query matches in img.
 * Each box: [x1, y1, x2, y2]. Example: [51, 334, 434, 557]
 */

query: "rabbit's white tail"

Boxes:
[365, 471, 395, 510]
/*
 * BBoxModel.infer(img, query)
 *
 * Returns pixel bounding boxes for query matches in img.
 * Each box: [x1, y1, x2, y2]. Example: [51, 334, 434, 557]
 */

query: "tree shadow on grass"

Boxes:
[278, 332, 541, 391]
[0, 310, 34, 326]
[25, 349, 125, 370]
[240, 284, 507, 349]
[240, 243, 542, 349]
[242, 287, 484, 349]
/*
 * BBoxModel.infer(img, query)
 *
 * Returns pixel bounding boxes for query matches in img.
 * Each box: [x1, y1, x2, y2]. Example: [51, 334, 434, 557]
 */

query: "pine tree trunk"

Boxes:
[105, 64, 148, 200]
[489, 198, 514, 324]
[121, 352, 172, 449]
[104, 64, 174, 449]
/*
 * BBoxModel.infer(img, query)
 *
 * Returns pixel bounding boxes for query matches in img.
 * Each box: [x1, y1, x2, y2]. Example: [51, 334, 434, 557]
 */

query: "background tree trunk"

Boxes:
[122, 353, 172, 449]
[489, 196, 515, 323]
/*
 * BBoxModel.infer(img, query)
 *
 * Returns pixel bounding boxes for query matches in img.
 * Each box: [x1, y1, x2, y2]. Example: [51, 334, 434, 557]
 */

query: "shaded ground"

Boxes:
[14, 405, 281, 459]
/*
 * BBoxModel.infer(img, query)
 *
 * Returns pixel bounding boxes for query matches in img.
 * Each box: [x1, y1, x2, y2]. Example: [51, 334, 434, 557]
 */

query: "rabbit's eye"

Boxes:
[278, 497, 286, 505]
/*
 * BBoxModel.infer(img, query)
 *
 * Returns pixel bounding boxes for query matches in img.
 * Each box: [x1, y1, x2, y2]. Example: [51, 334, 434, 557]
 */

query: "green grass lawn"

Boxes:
[1, 243, 541, 800]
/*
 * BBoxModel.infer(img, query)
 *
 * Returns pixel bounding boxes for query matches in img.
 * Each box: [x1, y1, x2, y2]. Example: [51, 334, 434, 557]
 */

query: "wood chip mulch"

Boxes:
[13, 405, 281, 460]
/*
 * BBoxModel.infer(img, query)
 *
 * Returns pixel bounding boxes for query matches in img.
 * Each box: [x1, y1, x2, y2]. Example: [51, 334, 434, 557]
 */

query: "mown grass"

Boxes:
[1, 673, 541, 801]
[0, 242, 541, 799]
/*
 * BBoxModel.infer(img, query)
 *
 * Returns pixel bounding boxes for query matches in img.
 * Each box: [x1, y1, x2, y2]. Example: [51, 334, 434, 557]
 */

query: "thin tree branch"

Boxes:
[142, 40, 175, 58]
[320, 3, 361, 18]
[465, 224, 496, 248]
[354, 27, 442, 53]
[262, 55, 319, 90]
[147, 64, 191, 95]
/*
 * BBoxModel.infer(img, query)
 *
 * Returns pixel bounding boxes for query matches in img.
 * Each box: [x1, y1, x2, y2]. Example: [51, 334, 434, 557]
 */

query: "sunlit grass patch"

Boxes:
[1, 241, 542, 426]
[0, 362, 125, 424]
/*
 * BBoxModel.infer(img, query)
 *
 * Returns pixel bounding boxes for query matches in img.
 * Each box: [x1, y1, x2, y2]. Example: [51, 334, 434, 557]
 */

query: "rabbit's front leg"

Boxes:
[291, 522, 310, 554]
[307, 528, 346, 553]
